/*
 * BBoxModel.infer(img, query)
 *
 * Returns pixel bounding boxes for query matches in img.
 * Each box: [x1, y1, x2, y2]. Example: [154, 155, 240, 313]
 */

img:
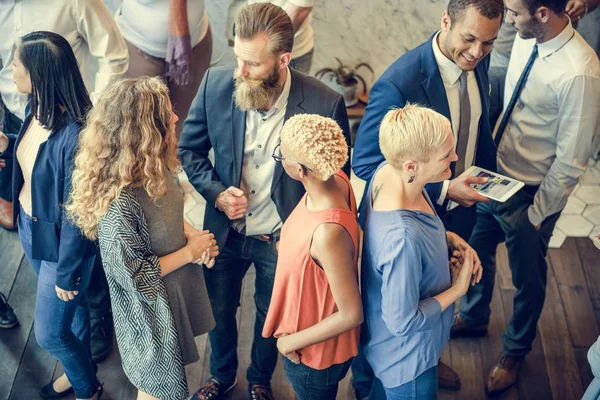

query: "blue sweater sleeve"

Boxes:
[379, 232, 442, 336]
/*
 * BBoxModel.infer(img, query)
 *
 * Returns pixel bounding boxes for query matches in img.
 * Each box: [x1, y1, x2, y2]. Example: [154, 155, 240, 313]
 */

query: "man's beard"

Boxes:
[518, 18, 544, 40]
[234, 65, 281, 112]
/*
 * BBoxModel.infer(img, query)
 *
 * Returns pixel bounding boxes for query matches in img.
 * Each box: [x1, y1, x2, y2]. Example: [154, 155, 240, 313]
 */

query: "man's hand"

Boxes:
[216, 187, 248, 220]
[0, 131, 8, 154]
[566, 0, 586, 20]
[0, 159, 5, 171]
[447, 175, 490, 207]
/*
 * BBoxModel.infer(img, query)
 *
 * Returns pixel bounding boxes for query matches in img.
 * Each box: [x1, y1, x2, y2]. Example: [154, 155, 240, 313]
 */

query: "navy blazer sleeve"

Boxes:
[56, 126, 93, 290]
[351, 77, 443, 203]
[178, 68, 227, 208]
[332, 94, 352, 177]
[0, 133, 18, 157]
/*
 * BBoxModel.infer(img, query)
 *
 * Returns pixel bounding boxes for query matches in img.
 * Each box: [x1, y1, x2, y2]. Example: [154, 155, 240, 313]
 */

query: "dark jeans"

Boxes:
[370, 366, 438, 400]
[0, 104, 22, 201]
[459, 188, 560, 357]
[88, 253, 112, 333]
[351, 350, 375, 399]
[18, 208, 99, 398]
[283, 357, 352, 400]
[289, 49, 314, 75]
[203, 229, 279, 388]
[442, 203, 477, 244]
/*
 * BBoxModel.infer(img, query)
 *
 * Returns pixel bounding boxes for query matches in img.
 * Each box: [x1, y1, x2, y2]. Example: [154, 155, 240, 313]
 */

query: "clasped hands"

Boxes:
[184, 224, 219, 268]
[447, 232, 483, 287]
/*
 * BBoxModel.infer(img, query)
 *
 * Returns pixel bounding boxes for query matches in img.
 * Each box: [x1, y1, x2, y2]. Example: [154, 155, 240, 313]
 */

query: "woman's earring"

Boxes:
[408, 175, 415, 183]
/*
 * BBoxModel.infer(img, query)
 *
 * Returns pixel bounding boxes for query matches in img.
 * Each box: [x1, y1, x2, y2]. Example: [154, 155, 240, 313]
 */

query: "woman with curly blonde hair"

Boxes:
[68, 76, 218, 400]
[262, 114, 363, 400]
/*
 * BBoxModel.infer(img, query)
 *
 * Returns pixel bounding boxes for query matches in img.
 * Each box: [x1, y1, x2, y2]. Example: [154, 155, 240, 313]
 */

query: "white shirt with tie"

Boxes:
[496, 21, 600, 227]
[432, 32, 483, 209]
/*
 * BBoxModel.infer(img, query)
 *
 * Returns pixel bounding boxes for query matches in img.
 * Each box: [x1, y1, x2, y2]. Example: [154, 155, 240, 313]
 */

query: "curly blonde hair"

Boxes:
[67, 77, 180, 240]
[280, 114, 348, 181]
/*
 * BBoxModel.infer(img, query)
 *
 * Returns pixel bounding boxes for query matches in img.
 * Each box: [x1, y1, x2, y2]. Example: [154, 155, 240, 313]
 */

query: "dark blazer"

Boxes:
[179, 67, 352, 248]
[352, 34, 497, 217]
[2, 107, 96, 290]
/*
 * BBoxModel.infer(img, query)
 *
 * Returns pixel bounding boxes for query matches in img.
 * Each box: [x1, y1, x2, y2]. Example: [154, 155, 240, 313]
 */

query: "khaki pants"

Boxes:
[125, 26, 213, 138]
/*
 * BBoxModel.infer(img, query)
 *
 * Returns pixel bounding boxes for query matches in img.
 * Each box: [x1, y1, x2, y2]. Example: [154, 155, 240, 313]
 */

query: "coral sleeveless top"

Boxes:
[262, 171, 360, 370]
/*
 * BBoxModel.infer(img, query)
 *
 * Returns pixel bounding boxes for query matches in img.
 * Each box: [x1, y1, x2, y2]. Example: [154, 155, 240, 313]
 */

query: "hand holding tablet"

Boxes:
[461, 166, 525, 203]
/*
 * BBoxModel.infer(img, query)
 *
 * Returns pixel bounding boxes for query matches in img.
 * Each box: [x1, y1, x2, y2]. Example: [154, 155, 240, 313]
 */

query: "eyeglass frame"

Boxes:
[271, 143, 313, 173]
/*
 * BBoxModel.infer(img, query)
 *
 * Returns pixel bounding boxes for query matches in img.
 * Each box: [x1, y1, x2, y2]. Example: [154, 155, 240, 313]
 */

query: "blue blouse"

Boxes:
[360, 162, 453, 388]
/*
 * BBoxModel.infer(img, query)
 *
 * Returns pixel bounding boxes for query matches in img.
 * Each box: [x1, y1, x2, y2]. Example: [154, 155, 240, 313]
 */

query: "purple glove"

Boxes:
[165, 34, 193, 86]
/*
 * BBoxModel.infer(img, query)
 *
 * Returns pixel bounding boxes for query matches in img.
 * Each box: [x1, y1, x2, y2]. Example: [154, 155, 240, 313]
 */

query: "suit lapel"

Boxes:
[271, 69, 306, 193]
[420, 34, 452, 122]
[231, 95, 246, 187]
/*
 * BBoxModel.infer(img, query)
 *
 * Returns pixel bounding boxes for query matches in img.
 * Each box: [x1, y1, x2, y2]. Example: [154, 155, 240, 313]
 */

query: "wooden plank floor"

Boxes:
[1, 226, 598, 400]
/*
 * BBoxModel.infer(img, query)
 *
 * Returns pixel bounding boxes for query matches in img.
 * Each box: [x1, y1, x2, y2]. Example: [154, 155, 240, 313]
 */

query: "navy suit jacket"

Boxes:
[179, 67, 352, 248]
[2, 106, 96, 291]
[352, 34, 497, 217]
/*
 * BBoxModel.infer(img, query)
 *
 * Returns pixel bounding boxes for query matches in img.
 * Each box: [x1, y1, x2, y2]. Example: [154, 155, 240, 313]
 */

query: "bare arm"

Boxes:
[283, 3, 313, 33]
[277, 223, 363, 355]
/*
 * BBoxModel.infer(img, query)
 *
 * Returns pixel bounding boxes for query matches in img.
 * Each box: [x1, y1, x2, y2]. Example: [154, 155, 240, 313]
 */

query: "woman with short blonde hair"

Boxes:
[69, 76, 218, 400]
[360, 104, 482, 399]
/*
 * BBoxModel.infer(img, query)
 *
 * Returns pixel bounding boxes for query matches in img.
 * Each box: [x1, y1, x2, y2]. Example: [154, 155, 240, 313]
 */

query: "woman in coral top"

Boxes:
[262, 114, 363, 400]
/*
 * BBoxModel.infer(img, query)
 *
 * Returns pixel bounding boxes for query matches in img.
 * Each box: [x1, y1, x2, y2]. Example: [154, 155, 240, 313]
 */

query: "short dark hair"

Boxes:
[521, 0, 568, 14]
[448, 0, 505, 24]
[17, 31, 92, 131]
[235, 2, 294, 55]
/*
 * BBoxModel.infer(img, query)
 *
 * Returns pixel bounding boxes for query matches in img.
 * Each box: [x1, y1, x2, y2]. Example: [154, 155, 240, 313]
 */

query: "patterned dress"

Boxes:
[98, 188, 188, 399]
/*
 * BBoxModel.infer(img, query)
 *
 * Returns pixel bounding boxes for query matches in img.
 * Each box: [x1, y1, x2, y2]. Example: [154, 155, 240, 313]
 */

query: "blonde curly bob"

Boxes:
[67, 76, 180, 240]
[280, 114, 348, 181]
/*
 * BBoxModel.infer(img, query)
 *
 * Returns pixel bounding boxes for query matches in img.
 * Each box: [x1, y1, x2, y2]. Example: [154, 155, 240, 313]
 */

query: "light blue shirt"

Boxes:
[361, 162, 454, 388]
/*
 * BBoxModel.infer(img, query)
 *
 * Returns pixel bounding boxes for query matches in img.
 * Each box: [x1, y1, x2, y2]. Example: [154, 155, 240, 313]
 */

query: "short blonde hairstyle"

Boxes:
[67, 76, 179, 240]
[280, 114, 348, 181]
[235, 3, 294, 55]
[379, 104, 451, 168]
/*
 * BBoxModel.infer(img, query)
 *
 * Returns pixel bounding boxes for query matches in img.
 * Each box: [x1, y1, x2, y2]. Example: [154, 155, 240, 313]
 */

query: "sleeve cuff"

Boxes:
[437, 180, 450, 206]
[527, 206, 544, 227]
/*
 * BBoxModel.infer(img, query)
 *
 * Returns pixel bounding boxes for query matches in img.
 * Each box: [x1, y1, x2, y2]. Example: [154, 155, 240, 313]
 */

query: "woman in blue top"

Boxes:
[0, 32, 101, 399]
[361, 104, 482, 400]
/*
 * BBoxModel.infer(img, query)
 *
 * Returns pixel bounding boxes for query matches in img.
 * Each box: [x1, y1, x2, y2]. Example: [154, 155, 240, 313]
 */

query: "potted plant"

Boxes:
[315, 58, 374, 107]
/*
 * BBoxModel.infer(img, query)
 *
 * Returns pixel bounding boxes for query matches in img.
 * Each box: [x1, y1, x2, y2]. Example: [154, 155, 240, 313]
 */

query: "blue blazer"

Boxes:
[179, 67, 352, 248]
[3, 107, 96, 290]
[352, 34, 497, 217]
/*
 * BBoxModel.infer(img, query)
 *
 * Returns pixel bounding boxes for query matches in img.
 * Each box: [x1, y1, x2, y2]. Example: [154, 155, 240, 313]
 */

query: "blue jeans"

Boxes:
[351, 349, 375, 399]
[203, 229, 279, 388]
[283, 357, 352, 400]
[370, 365, 438, 400]
[18, 208, 99, 398]
[459, 188, 560, 357]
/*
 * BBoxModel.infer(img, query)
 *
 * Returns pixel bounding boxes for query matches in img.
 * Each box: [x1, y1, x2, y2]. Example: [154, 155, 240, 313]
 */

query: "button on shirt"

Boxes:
[232, 68, 292, 236]
[431, 32, 482, 208]
[496, 21, 600, 227]
[0, 0, 128, 119]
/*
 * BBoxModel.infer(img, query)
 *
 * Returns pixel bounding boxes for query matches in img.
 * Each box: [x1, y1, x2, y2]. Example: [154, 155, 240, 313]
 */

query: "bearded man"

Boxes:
[178, 3, 350, 399]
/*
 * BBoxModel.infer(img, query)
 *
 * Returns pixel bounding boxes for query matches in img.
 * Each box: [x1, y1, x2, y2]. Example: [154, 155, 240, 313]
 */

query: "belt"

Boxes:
[522, 184, 540, 197]
[230, 228, 281, 243]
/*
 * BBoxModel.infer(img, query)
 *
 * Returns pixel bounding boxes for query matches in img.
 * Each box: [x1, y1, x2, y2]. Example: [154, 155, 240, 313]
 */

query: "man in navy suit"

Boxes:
[179, 3, 351, 400]
[351, 0, 503, 397]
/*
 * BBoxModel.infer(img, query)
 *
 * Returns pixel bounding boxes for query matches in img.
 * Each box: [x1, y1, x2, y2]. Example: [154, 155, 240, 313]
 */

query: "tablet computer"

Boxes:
[462, 166, 525, 202]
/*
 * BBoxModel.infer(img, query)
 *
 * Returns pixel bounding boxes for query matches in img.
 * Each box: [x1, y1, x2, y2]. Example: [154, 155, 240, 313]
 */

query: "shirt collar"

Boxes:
[261, 67, 292, 119]
[432, 31, 463, 86]
[537, 19, 575, 59]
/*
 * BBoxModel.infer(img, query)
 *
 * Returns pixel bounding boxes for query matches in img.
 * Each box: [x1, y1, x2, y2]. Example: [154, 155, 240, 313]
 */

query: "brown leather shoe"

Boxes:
[450, 315, 488, 338]
[438, 361, 461, 391]
[485, 354, 523, 396]
[0, 198, 15, 230]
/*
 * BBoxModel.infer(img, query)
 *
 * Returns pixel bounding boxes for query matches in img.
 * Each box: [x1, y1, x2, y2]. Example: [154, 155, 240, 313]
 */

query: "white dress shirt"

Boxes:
[432, 32, 482, 208]
[232, 68, 292, 236]
[0, 0, 128, 120]
[496, 21, 600, 227]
